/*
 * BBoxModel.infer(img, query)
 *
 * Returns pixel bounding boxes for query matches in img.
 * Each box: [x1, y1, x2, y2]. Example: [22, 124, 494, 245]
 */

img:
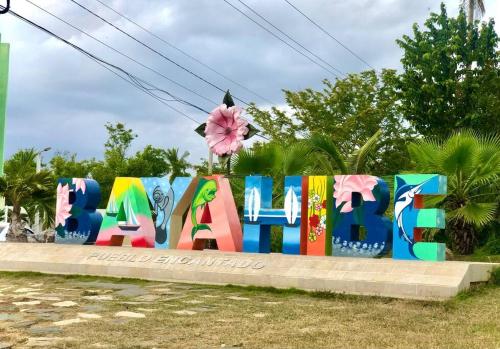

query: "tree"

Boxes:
[461, 0, 485, 24]
[247, 69, 413, 175]
[127, 145, 171, 178]
[193, 158, 225, 176]
[0, 149, 54, 240]
[103, 122, 137, 176]
[50, 152, 98, 179]
[408, 130, 500, 254]
[165, 148, 190, 182]
[397, 4, 499, 138]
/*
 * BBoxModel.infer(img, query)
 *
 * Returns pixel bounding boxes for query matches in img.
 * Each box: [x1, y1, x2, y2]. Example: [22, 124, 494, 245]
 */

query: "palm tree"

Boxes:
[231, 141, 314, 204]
[307, 129, 383, 174]
[0, 149, 55, 241]
[461, 0, 485, 24]
[231, 141, 313, 177]
[408, 131, 500, 254]
[165, 148, 191, 182]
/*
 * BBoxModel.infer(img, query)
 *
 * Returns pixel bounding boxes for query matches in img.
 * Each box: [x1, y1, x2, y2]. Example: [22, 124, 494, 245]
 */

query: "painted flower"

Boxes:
[309, 214, 320, 227]
[315, 226, 323, 236]
[72, 178, 86, 194]
[312, 194, 320, 203]
[205, 104, 249, 156]
[55, 183, 72, 227]
[333, 175, 378, 213]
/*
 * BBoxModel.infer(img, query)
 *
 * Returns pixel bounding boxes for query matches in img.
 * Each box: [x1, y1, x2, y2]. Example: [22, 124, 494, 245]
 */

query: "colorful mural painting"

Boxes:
[302, 176, 333, 256]
[392, 174, 447, 261]
[95, 177, 156, 248]
[243, 176, 303, 254]
[55, 178, 102, 244]
[331, 175, 392, 258]
[177, 175, 242, 251]
[140, 176, 192, 249]
[55, 173, 448, 261]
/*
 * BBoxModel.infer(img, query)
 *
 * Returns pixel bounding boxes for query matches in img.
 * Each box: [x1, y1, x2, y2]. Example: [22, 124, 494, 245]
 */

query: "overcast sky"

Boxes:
[0, 0, 498, 165]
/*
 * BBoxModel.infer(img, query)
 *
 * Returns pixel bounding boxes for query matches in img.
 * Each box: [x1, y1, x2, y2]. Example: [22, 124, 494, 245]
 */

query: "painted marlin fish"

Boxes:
[394, 177, 431, 244]
[191, 178, 217, 238]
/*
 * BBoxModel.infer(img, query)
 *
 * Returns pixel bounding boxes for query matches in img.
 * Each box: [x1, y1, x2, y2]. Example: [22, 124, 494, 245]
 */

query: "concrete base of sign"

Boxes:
[0, 243, 497, 300]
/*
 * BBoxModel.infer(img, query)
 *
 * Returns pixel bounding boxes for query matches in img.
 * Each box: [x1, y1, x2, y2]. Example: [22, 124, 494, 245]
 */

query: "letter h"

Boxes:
[242, 176, 302, 254]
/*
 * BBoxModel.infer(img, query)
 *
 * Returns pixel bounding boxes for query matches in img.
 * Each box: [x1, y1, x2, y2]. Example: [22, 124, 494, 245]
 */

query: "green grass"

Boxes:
[0, 272, 499, 348]
[450, 254, 500, 263]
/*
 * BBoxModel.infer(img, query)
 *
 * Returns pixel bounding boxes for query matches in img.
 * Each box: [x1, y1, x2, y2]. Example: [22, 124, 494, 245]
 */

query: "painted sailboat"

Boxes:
[107, 194, 118, 215]
[119, 194, 140, 230]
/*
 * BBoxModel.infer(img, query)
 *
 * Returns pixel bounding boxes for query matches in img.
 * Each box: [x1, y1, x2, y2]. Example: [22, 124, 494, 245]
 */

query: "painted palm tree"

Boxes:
[165, 148, 191, 182]
[461, 0, 485, 23]
[0, 149, 55, 241]
[408, 130, 500, 254]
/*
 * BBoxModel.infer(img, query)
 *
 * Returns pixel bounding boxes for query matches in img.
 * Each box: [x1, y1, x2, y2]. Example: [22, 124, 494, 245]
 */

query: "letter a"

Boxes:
[96, 177, 155, 248]
[176, 175, 242, 251]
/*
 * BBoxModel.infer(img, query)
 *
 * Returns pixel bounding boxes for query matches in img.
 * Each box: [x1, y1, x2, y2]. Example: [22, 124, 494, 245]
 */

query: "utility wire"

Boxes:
[222, 0, 341, 79]
[3, 3, 270, 141]
[5, 7, 209, 123]
[235, 0, 344, 76]
[23, 0, 218, 106]
[282, 0, 375, 70]
[92, 0, 275, 106]
[68, 0, 251, 106]
[94, 58, 203, 123]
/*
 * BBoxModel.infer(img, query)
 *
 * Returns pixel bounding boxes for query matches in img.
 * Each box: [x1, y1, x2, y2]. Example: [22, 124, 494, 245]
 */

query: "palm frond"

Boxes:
[281, 142, 312, 175]
[347, 129, 382, 173]
[449, 202, 497, 227]
[307, 134, 348, 174]
[407, 138, 442, 172]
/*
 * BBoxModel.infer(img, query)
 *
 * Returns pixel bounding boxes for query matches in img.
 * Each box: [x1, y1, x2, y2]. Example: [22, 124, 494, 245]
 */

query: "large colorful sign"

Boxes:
[55, 174, 447, 261]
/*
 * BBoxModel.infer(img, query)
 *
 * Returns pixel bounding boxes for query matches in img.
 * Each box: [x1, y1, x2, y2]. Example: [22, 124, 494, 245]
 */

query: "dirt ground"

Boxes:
[0, 271, 498, 349]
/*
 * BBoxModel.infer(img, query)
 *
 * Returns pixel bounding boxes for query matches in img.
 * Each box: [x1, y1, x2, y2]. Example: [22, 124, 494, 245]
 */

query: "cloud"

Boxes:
[0, 0, 497, 165]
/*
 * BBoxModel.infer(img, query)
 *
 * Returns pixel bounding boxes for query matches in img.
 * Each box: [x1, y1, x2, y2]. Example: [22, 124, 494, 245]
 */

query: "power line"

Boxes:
[235, 0, 344, 76]
[92, 0, 275, 106]
[282, 0, 375, 70]
[68, 0, 251, 106]
[23, 0, 218, 106]
[222, 0, 341, 79]
[3, 2, 271, 141]
[94, 58, 203, 123]
[5, 7, 208, 123]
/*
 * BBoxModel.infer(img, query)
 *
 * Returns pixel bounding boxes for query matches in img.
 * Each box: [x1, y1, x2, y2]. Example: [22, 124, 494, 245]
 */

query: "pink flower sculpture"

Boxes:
[55, 183, 72, 227]
[72, 178, 86, 194]
[333, 175, 378, 213]
[205, 104, 249, 156]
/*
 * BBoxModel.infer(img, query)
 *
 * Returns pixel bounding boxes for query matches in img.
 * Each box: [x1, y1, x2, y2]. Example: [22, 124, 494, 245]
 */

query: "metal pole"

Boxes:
[34, 147, 50, 233]
[208, 149, 213, 175]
